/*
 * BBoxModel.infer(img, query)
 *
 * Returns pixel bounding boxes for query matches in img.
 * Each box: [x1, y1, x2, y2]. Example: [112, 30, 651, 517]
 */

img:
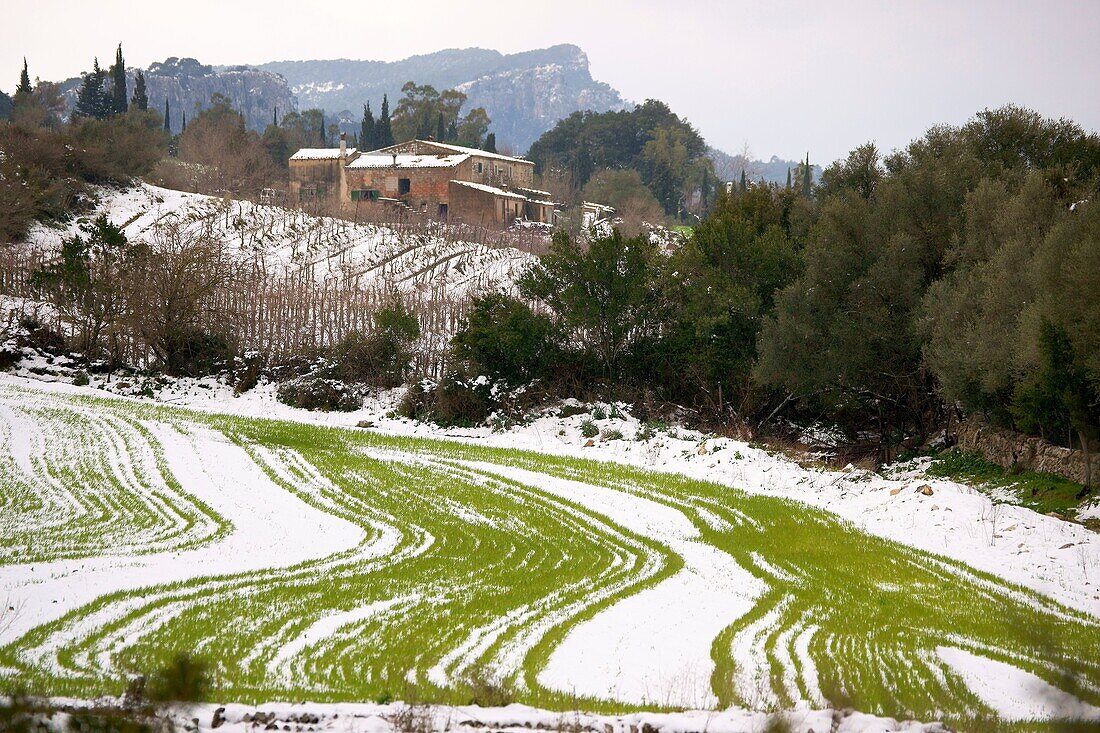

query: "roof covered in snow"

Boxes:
[290, 148, 357, 161]
[368, 140, 534, 166]
[450, 180, 529, 200]
[347, 153, 470, 170]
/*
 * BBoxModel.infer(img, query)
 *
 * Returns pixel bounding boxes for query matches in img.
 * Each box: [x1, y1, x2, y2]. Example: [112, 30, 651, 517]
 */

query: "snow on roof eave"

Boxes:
[290, 148, 358, 161]
[367, 140, 534, 165]
[451, 180, 528, 200]
[347, 153, 469, 169]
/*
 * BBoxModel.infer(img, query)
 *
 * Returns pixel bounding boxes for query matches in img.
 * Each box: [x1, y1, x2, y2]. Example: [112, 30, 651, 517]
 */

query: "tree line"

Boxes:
[438, 105, 1099, 471]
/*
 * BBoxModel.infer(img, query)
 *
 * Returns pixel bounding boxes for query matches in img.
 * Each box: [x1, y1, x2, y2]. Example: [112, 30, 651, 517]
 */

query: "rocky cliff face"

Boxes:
[455, 46, 626, 152]
[61, 58, 297, 134]
[254, 45, 628, 152]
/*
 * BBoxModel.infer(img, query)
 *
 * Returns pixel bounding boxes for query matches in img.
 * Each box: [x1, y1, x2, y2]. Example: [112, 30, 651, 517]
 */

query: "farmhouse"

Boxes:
[288, 136, 556, 226]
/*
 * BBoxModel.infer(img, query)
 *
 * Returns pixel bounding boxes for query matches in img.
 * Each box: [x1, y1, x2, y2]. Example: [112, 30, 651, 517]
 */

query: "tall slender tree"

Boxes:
[163, 99, 171, 132]
[786, 167, 792, 189]
[435, 111, 446, 142]
[110, 44, 127, 115]
[739, 168, 747, 191]
[361, 102, 376, 150]
[483, 132, 497, 153]
[273, 106, 278, 127]
[378, 94, 393, 147]
[802, 153, 812, 198]
[182, 111, 187, 132]
[16, 57, 32, 97]
[131, 70, 148, 110]
[319, 111, 326, 145]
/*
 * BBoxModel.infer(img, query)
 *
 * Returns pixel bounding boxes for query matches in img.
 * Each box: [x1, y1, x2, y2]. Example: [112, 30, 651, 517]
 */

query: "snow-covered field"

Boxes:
[1, 372, 1098, 731]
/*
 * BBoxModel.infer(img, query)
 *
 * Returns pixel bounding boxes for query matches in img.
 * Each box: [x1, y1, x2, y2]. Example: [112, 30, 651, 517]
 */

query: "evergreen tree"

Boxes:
[131, 70, 148, 111]
[361, 102, 375, 150]
[0, 89, 11, 121]
[74, 58, 111, 119]
[786, 167, 792, 189]
[110, 44, 127, 115]
[483, 132, 497, 153]
[802, 153, 812, 198]
[182, 111, 187, 132]
[435, 111, 446, 142]
[16, 57, 32, 97]
[739, 169, 747, 191]
[378, 94, 393, 147]
[446, 118, 458, 143]
[163, 99, 171, 132]
[273, 106, 278, 127]
[319, 112, 326, 145]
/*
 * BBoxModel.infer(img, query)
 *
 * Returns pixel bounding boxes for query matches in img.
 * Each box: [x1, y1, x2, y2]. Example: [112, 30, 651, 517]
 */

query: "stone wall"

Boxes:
[955, 418, 1098, 485]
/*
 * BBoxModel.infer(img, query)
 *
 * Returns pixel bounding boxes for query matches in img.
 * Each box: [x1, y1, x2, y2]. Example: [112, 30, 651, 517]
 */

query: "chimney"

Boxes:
[392, 153, 398, 166]
[339, 132, 347, 158]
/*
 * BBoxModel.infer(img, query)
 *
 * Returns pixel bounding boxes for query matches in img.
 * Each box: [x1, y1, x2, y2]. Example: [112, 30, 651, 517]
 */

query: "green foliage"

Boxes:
[924, 449, 1088, 517]
[147, 653, 209, 703]
[329, 301, 421, 388]
[528, 100, 712, 218]
[74, 58, 113, 120]
[109, 45, 128, 116]
[451, 293, 558, 387]
[657, 185, 803, 411]
[130, 71, 148, 112]
[0, 88, 12, 121]
[397, 374, 491, 427]
[276, 376, 362, 412]
[579, 418, 598, 438]
[390, 82, 490, 148]
[519, 229, 660, 383]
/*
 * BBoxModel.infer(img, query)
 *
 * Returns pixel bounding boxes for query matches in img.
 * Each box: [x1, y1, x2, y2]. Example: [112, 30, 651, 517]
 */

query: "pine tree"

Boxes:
[16, 57, 32, 97]
[319, 112, 326, 145]
[483, 132, 497, 153]
[182, 111, 187, 132]
[786, 167, 792, 189]
[802, 153, 812, 199]
[110, 44, 127, 115]
[75, 58, 111, 119]
[361, 102, 375, 150]
[131, 70, 148, 111]
[446, 118, 458, 143]
[739, 169, 747, 191]
[435, 111, 445, 142]
[164, 99, 171, 132]
[378, 94, 393, 147]
[273, 106, 278, 127]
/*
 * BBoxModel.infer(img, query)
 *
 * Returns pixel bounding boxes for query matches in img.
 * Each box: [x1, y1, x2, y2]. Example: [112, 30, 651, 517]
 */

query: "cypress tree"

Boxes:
[361, 102, 375, 150]
[739, 168, 747, 191]
[75, 58, 110, 119]
[131, 70, 148, 111]
[435, 111, 445, 142]
[446, 118, 458, 143]
[16, 57, 31, 97]
[786, 167, 792, 189]
[164, 99, 171, 132]
[483, 132, 497, 153]
[110, 44, 127, 115]
[182, 111, 187, 132]
[319, 112, 326, 145]
[802, 153, 812, 198]
[273, 106, 278, 127]
[378, 94, 393, 147]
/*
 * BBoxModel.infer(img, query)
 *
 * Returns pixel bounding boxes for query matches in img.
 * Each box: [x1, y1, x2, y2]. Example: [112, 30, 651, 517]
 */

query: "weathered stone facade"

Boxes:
[288, 139, 544, 224]
[955, 418, 1098, 486]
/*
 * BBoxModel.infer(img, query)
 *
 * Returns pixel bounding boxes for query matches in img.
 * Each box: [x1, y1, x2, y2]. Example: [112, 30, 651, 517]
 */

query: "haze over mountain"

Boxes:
[250, 44, 627, 152]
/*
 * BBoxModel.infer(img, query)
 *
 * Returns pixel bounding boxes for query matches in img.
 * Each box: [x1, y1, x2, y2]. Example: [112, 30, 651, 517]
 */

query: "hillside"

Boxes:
[59, 57, 297, 135]
[252, 45, 627, 151]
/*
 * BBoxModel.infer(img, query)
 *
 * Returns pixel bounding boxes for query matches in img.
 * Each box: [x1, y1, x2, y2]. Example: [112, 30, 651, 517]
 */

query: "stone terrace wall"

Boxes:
[956, 418, 1098, 485]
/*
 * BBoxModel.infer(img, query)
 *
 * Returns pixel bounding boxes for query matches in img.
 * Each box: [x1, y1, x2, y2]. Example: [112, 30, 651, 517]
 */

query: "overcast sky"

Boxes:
[4, 0, 1098, 162]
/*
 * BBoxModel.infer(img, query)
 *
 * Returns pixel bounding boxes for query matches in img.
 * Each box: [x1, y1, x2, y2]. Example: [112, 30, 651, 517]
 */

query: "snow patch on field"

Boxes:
[937, 646, 1100, 721]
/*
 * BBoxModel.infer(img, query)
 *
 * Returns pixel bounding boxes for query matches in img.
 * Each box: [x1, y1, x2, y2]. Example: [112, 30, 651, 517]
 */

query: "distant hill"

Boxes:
[708, 146, 823, 186]
[250, 45, 627, 152]
[59, 57, 297, 135]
